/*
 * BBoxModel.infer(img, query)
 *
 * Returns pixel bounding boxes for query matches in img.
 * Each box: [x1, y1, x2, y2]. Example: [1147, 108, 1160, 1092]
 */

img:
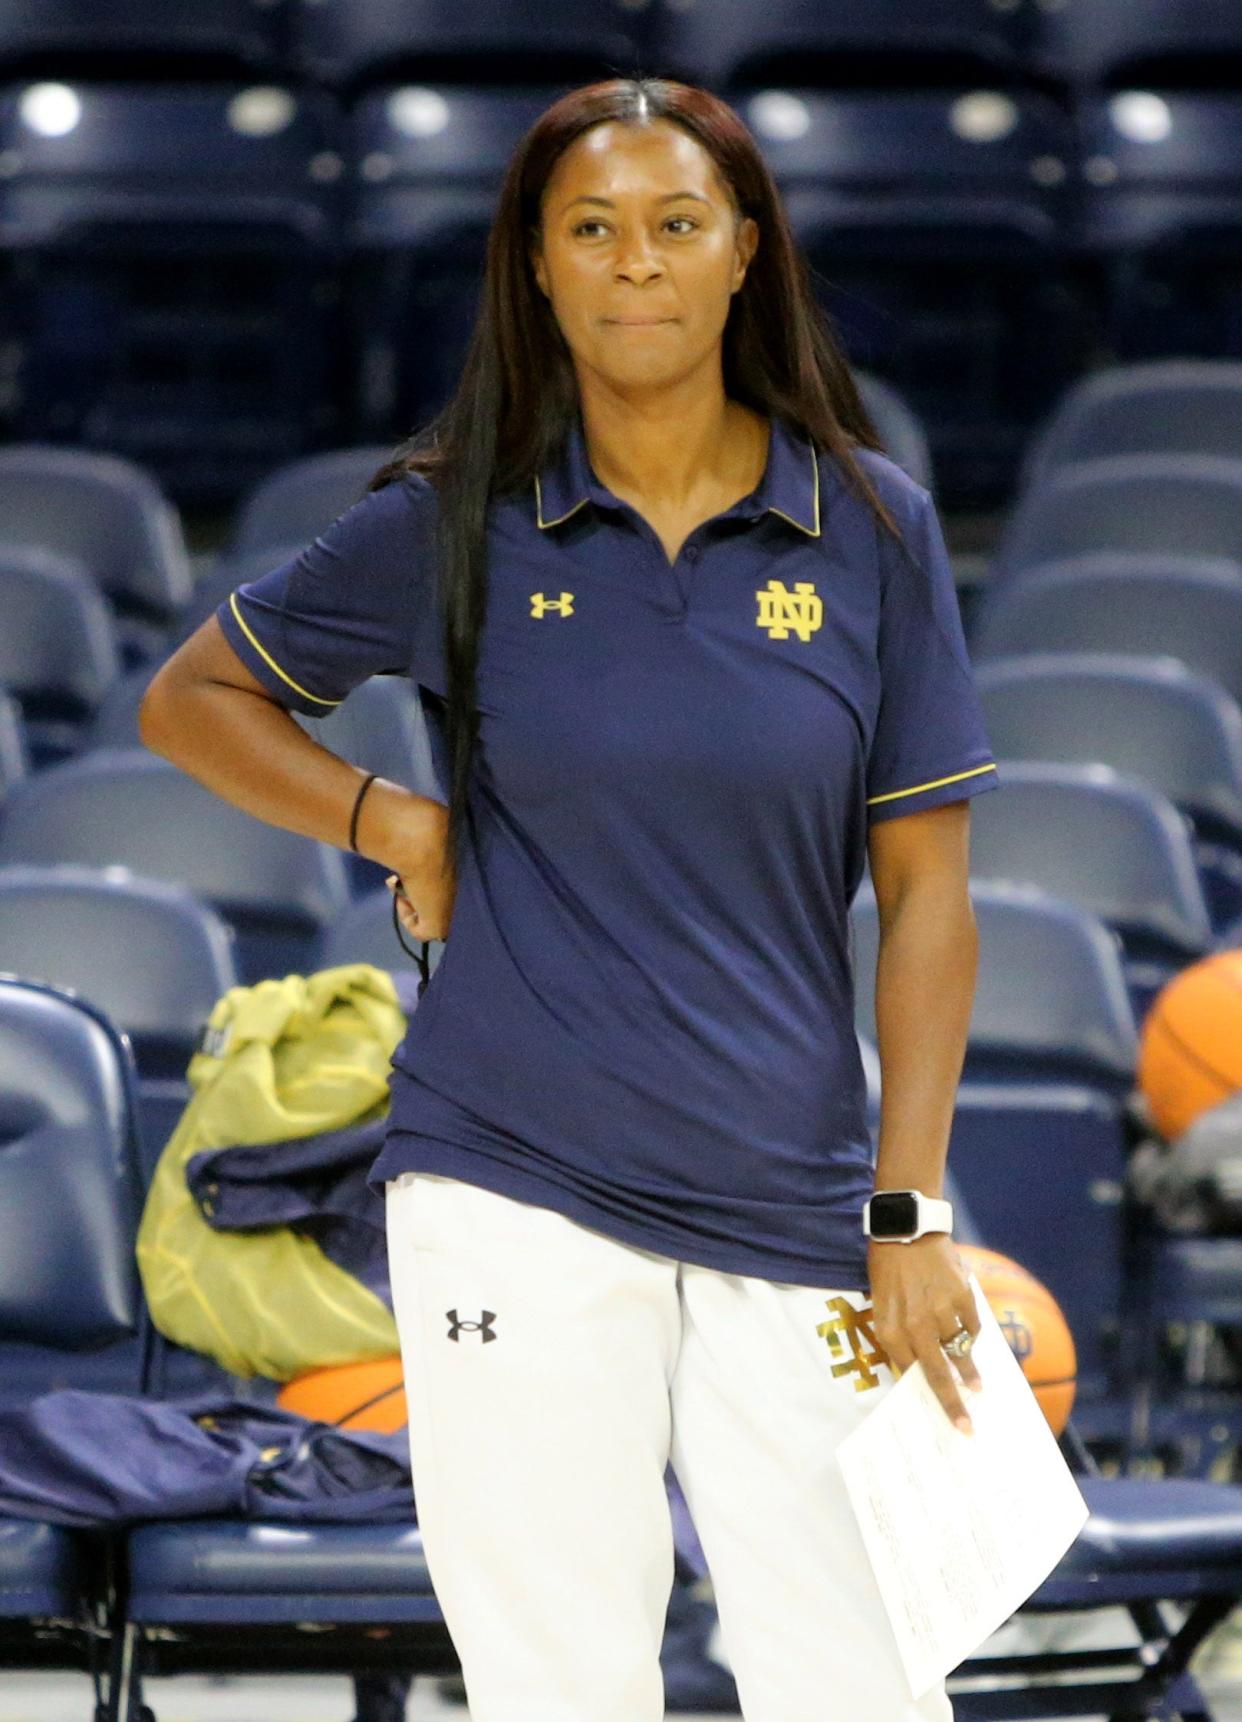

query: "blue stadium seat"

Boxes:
[0, 0, 287, 76]
[1076, 92, 1242, 365]
[851, 879, 1138, 1093]
[0, 548, 120, 764]
[0, 749, 350, 984]
[998, 1462, 1242, 1718]
[976, 653, 1242, 933]
[291, 0, 652, 88]
[346, 83, 558, 433]
[75, 663, 157, 754]
[0, 84, 347, 505]
[0, 976, 145, 1712]
[165, 548, 307, 652]
[972, 562, 1242, 713]
[0, 446, 192, 662]
[966, 761, 1214, 1019]
[738, 86, 1083, 504]
[1037, 0, 1242, 89]
[0, 864, 238, 1173]
[229, 445, 396, 560]
[0, 689, 26, 793]
[949, 1083, 1133, 1413]
[1019, 360, 1242, 496]
[658, 0, 1030, 93]
[987, 455, 1242, 596]
[854, 369, 934, 493]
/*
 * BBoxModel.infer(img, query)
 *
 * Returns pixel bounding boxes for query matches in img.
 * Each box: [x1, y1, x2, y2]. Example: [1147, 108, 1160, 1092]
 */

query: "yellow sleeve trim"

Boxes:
[227, 591, 342, 708]
[867, 761, 997, 806]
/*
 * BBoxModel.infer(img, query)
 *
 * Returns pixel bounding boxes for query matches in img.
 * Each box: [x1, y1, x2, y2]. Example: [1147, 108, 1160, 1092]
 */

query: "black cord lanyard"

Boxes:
[349, 772, 432, 993]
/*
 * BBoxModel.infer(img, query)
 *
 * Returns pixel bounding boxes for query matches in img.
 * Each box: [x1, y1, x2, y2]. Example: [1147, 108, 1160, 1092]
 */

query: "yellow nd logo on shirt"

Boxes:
[756, 579, 823, 642]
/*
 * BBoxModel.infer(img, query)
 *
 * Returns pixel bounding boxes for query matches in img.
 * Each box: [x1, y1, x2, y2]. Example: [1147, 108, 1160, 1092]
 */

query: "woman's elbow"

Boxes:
[138, 658, 196, 760]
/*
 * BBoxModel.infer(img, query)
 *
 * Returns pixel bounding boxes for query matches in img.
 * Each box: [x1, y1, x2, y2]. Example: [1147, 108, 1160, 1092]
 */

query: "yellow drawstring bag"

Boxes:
[136, 963, 405, 1380]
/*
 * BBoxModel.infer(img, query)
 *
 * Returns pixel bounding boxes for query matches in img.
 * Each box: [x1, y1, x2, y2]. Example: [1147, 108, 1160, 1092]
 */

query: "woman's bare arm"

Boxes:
[139, 616, 454, 937]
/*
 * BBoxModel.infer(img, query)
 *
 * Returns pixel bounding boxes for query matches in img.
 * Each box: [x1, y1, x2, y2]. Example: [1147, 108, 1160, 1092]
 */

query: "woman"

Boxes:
[142, 76, 1000, 1722]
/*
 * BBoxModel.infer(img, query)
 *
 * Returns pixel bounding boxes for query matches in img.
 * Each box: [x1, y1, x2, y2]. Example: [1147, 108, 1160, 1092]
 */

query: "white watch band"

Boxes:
[864, 1190, 954, 1242]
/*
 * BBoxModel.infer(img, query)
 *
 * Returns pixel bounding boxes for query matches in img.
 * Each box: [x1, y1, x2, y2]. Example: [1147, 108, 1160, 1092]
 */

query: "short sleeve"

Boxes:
[866, 486, 1000, 823]
[214, 470, 436, 718]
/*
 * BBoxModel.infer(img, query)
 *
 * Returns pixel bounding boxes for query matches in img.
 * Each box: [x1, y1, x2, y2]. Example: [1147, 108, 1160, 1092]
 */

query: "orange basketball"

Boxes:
[276, 1356, 407, 1432]
[956, 1244, 1077, 1435]
[1138, 949, 1242, 1142]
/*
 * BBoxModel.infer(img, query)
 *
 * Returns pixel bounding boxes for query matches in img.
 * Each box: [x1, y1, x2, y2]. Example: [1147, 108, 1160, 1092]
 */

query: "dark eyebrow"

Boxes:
[559, 191, 712, 215]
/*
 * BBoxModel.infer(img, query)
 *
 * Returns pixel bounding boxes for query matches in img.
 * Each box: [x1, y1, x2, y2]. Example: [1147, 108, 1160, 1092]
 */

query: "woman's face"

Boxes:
[530, 117, 758, 395]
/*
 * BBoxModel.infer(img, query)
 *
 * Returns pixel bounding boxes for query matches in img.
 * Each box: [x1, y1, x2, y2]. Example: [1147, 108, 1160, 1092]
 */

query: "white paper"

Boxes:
[835, 1273, 1090, 1700]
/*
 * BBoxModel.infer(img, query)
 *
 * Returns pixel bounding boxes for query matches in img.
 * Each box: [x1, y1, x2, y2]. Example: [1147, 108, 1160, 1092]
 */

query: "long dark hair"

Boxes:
[368, 76, 906, 882]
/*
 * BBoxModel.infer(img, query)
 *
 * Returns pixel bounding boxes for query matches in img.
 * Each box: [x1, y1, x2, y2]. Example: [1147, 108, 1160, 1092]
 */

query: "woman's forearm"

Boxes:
[139, 646, 444, 875]
[869, 886, 978, 1198]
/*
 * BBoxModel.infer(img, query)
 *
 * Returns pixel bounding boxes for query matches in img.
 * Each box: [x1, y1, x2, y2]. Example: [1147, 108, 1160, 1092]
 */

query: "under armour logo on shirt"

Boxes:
[446, 1308, 499, 1343]
[530, 592, 575, 617]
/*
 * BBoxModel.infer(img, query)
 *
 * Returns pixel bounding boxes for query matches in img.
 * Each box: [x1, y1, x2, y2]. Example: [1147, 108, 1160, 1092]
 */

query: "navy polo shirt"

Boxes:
[216, 413, 1000, 1290]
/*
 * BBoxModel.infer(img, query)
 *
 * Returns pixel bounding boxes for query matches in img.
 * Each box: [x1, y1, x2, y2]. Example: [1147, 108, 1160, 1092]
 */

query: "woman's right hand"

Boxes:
[386, 863, 455, 943]
[358, 782, 457, 942]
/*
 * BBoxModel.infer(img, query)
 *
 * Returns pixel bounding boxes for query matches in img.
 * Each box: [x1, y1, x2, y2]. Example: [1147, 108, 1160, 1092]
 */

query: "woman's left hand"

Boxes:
[867, 1233, 982, 1434]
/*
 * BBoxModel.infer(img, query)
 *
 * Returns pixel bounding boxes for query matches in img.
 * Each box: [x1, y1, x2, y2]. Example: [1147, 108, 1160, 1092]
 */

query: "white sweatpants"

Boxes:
[385, 1169, 955, 1722]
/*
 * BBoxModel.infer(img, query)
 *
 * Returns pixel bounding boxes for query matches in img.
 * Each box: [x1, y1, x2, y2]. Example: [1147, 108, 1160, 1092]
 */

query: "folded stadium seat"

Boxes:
[291, 0, 652, 89]
[1017, 359, 1242, 497]
[162, 546, 307, 652]
[1036, 0, 1242, 91]
[0, 447, 192, 668]
[940, 1172, 1242, 1717]
[966, 761, 1214, 1022]
[0, 548, 121, 766]
[852, 879, 1140, 1437]
[227, 445, 397, 560]
[1076, 91, 1242, 366]
[345, 83, 564, 434]
[959, 1463, 1242, 1718]
[976, 653, 1242, 933]
[0, 689, 26, 794]
[0, 976, 147, 1717]
[851, 878, 1139, 1095]
[736, 85, 1085, 505]
[657, 0, 1030, 94]
[0, 0, 287, 76]
[984, 455, 1242, 610]
[0, 750, 350, 984]
[75, 664, 160, 755]
[971, 560, 1242, 713]
[0, 863, 238, 1178]
[854, 367, 935, 492]
[0, 84, 347, 507]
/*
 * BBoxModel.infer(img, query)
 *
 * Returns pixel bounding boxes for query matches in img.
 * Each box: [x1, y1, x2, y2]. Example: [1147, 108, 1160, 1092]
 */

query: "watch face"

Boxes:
[869, 1192, 920, 1237]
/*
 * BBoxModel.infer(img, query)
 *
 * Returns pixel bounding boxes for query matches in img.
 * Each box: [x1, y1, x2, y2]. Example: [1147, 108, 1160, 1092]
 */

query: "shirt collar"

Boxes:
[533, 411, 822, 538]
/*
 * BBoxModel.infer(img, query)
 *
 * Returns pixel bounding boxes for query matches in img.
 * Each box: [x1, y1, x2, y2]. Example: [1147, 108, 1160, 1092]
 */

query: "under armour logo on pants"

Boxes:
[446, 1309, 498, 1343]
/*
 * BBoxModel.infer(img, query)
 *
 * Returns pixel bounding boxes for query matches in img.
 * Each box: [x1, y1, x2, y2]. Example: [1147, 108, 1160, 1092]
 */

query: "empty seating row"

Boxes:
[0, 0, 1239, 93]
[4, 81, 1242, 499]
[5, 969, 1242, 1717]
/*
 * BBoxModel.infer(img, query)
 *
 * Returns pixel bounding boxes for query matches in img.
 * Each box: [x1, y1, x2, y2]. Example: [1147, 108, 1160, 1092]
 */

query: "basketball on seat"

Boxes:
[277, 1356, 406, 1432]
[1138, 949, 1242, 1142]
[957, 1244, 1077, 1435]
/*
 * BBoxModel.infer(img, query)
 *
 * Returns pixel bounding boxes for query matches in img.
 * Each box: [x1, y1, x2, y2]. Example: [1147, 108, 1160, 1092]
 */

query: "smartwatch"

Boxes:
[863, 1189, 954, 1243]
